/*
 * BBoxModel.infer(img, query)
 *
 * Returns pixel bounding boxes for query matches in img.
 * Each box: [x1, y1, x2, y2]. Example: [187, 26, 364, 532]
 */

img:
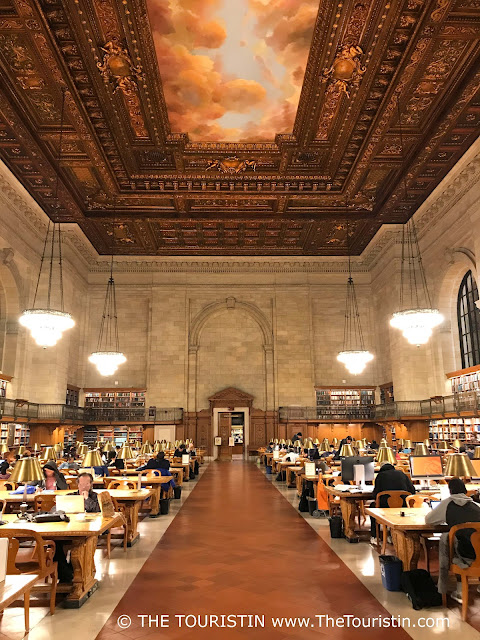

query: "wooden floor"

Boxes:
[96, 460, 410, 639]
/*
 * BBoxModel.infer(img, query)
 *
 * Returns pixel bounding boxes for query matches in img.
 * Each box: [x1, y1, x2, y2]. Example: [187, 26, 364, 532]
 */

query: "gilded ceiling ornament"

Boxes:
[97, 39, 143, 95]
[323, 44, 366, 97]
[205, 157, 256, 174]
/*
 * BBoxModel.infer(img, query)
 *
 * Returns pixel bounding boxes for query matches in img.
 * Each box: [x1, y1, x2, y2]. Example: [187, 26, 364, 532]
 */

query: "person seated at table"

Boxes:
[369, 462, 415, 545]
[55, 473, 100, 583]
[107, 449, 125, 471]
[137, 451, 171, 472]
[321, 445, 336, 459]
[59, 455, 80, 471]
[265, 442, 275, 453]
[459, 445, 475, 460]
[0, 454, 10, 477]
[316, 459, 331, 474]
[334, 436, 353, 460]
[370, 440, 379, 451]
[174, 444, 187, 458]
[425, 478, 480, 603]
[30, 461, 68, 490]
[281, 447, 299, 463]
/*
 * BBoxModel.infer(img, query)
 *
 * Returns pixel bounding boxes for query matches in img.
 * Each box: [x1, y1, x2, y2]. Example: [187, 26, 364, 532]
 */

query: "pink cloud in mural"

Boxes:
[146, 0, 319, 142]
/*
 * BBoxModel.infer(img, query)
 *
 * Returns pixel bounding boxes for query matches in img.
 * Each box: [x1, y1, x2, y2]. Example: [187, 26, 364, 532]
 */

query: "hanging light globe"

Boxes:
[88, 351, 126, 376]
[89, 209, 126, 377]
[390, 308, 443, 346]
[19, 309, 74, 348]
[337, 349, 374, 375]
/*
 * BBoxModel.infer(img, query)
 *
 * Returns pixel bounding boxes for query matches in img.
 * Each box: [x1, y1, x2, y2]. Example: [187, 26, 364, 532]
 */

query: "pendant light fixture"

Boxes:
[337, 210, 374, 375]
[390, 99, 443, 345]
[88, 204, 126, 376]
[19, 88, 74, 347]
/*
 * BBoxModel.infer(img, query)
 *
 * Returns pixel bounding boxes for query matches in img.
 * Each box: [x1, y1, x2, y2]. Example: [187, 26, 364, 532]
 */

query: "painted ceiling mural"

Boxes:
[146, 0, 318, 142]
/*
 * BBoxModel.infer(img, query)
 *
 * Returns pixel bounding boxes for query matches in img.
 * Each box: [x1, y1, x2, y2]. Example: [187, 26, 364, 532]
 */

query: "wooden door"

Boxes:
[217, 413, 232, 460]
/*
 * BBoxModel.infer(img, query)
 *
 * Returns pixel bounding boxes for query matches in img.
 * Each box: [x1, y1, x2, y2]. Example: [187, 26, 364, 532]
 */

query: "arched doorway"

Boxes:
[209, 387, 254, 460]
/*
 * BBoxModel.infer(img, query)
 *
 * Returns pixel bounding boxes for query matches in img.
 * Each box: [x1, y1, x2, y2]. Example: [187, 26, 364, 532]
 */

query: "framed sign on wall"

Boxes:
[214, 436, 222, 446]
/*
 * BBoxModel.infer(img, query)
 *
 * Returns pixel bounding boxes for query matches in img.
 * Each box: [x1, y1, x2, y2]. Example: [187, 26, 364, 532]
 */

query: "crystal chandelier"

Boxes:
[389, 100, 443, 346]
[89, 213, 126, 376]
[337, 215, 374, 375]
[19, 88, 74, 347]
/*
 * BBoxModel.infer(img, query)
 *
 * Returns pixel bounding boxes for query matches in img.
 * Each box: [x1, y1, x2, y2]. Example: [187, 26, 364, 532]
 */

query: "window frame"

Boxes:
[457, 270, 480, 369]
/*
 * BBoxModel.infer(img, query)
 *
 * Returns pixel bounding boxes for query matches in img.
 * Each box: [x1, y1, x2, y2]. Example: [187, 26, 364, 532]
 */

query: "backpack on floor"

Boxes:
[401, 569, 442, 610]
[276, 470, 286, 482]
[298, 482, 313, 512]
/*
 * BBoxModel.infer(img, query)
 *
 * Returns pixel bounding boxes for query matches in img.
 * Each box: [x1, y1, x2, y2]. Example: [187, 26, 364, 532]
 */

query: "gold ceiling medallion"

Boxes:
[97, 39, 142, 95]
[323, 44, 366, 97]
[206, 157, 256, 174]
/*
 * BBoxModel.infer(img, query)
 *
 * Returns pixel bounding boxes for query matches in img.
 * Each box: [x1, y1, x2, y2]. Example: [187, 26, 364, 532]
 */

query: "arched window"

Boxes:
[457, 270, 480, 368]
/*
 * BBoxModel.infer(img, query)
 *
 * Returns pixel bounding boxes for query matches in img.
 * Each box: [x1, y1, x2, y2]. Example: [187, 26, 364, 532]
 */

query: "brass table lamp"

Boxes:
[376, 447, 396, 465]
[474, 446, 480, 460]
[444, 453, 475, 479]
[9, 457, 43, 520]
[413, 443, 429, 456]
[43, 447, 56, 461]
[82, 449, 103, 469]
[339, 444, 354, 457]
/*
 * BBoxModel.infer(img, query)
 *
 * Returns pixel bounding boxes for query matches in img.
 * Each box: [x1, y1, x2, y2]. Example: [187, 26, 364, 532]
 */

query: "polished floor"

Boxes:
[2, 461, 480, 639]
[96, 461, 410, 639]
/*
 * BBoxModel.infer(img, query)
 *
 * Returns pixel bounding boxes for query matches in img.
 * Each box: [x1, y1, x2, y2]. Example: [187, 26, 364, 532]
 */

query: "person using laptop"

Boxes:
[281, 447, 300, 463]
[55, 473, 100, 583]
[72, 472, 100, 513]
[369, 462, 415, 544]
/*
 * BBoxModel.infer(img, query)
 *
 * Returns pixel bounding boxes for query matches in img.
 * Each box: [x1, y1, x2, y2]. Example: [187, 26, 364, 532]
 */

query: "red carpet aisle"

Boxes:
[96, 461, 410, 640]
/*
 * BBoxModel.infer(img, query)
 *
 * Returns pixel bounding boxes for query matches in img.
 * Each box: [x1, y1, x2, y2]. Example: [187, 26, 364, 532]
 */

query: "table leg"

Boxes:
[65, 536, 98, 608]
[147, 485, 161, 517]
[24, 588, 30, 631]
[120, 501, 141, 545]
[391, 530, 421, 570]
[340, 498, 359, 543]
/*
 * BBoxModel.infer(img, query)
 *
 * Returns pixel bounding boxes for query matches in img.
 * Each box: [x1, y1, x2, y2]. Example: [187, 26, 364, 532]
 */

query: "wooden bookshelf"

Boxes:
[379, 382, 394, 404]
[65, 385, 80, 407]
[315, 386, 376, 419]
[12, 423, 29, 446]
[84, 389, 145, 412]
[447, 365, 480, 394]
[429, 418, 480, 444]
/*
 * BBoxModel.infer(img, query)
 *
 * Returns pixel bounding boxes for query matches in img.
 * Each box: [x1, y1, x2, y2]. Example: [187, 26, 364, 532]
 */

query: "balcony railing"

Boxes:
[83, 407, 183, 423]
[279, 405, 375, 421]
[0, 399, 84, 422]
[280, 392, 480, 422]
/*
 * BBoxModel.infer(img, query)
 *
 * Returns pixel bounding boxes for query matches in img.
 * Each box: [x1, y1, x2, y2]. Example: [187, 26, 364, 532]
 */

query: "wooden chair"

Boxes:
[66, 478, 78, 490]
[0, 529, 57, 615]
[97, 492, 128, 558]
[143, 470, 160, 478]
[34, 494, 56, 513]
[0, 481, 14, 491]
[405, 494, 438, 571]
[375, 491, 410, 553]
[443, 523, 480, 620]
[107, 480, 135, 490]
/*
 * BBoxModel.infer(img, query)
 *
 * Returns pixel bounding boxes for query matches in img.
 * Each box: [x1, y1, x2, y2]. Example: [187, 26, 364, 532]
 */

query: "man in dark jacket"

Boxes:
[369, 462, 416, 542]
[137, 452, 171, 472]
[292, 432, 302, 443]
[334, 436, 353, 460]
[174, 444, 187, 458]
[56, 472, 100, 582]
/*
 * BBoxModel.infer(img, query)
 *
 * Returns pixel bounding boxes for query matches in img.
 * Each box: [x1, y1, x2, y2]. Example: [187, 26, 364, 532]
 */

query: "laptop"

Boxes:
[55, 495, 85, 514]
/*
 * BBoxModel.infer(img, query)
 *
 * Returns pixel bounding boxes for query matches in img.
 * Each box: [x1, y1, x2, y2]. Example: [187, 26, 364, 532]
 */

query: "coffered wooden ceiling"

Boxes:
[0, 0, 478, 255]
